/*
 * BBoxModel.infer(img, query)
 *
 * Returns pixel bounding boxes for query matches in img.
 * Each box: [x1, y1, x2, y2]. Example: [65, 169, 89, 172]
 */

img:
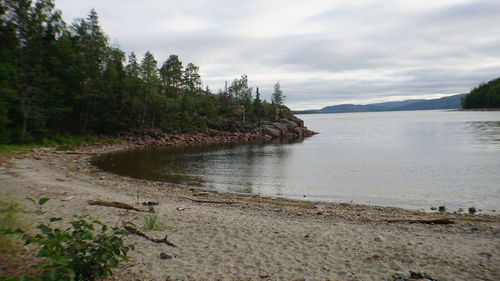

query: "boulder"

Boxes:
[263, 125, 281, 138]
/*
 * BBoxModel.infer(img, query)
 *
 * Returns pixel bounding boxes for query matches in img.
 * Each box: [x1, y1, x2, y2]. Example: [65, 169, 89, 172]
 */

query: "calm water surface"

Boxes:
[94, 110, 500, 212]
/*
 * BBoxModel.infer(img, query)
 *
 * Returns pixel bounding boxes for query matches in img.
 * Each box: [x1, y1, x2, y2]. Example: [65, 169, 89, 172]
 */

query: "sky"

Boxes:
[56, 0, 500, 110]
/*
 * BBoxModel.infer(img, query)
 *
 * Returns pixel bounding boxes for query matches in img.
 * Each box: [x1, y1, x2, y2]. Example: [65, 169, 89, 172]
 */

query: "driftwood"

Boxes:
[140, 201, 159, 206]
[388, 218, 454, 225]
[124, 226, 177, 247]
[181, 196, 235, 205]
[87, 200, 144, 212]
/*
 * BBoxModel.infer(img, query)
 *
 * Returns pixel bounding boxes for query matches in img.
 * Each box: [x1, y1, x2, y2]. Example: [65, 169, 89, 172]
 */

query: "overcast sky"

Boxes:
[57, 0, 500, 110]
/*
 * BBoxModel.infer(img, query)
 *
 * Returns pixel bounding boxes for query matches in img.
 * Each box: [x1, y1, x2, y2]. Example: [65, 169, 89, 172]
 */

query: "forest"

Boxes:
[461, 77, 500, 109]
[0, 0, 290, 145]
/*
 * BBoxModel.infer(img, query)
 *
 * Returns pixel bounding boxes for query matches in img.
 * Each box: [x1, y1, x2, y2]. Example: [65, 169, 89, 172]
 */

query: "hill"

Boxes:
[293, 94, 464, 114]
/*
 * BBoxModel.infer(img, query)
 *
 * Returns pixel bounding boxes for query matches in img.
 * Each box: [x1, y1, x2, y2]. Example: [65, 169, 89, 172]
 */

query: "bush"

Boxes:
[1, 198, 135, 281]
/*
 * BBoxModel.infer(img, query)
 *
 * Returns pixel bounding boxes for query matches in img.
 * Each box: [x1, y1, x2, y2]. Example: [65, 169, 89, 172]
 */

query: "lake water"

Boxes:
[93, 110, 500, 212]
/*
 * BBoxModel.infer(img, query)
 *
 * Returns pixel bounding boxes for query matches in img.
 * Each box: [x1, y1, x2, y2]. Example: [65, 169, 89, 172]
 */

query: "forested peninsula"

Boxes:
[0, 1, 309, 146]
[461, 77, 500, 109]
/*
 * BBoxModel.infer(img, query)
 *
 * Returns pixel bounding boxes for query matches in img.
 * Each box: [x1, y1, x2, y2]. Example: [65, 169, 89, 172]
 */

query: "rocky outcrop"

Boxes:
[124, 115, 317, 148]
[256, 116, 316, 139]
[209, 115, 317, 140]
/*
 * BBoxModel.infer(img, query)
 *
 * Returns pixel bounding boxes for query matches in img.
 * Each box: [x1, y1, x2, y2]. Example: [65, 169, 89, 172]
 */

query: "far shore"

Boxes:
[1, 140, 499, 280]
[452, 108, 500, 111]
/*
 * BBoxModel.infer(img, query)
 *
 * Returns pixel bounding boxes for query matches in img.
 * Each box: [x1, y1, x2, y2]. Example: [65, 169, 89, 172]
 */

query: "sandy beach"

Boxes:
[1, 143, 499, 281]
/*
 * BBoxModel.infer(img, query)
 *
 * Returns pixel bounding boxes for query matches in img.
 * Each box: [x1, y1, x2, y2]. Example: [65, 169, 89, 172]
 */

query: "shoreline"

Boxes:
[1, 140, 499, 280]
[95, 133, 496, 216]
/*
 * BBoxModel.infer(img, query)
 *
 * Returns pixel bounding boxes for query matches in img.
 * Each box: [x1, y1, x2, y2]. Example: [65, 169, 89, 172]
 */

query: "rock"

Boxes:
[430, 206, 437, 211]
[259, 272, 270, 278]
[394, 270, 411, 279]
[393, 270, 437, 281]
[315, 204, 326, 215]
[374, 235, 385, 242]
[262, 125, 281, 138]
[159, 252, 173, 260]
[272, 122, 288, 133]
[288, 115, 304, 127]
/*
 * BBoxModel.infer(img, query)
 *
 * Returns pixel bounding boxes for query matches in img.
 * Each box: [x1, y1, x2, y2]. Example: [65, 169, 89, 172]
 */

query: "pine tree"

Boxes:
[183, 63, 202, 93]
[159, 55, 183, 97]
[271, 82, 285, 120]
[139, 51, 160, 128]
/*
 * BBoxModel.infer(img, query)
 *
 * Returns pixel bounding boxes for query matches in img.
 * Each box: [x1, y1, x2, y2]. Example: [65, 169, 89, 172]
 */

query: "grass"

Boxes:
[142, 213, 169, 231]
[0, 197, 27, 254]
[0, 144, 37, 154]
[0, 135, 122, 153]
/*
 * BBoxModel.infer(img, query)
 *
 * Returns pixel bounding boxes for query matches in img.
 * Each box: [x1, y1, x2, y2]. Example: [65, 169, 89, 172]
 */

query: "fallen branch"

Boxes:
[388, 218, 454, 225]
[87, 200, 144, 212]
[181, 196, 235, 204]
[124, 226, 177, 247]
[140, 201, 159, 206]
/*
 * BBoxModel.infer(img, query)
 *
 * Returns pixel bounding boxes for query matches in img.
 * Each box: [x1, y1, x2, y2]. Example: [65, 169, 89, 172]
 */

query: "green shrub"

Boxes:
[1, 198, 135, 281]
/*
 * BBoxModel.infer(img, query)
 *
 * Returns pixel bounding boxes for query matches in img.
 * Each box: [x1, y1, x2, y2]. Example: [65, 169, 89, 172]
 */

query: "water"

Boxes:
[93, 110, 500, 212]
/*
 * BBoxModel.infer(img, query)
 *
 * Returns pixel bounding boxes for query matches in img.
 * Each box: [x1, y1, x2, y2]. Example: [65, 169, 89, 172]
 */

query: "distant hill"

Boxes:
[462, 77, 500, 109]
[293, 94, 465, 114]
[395, 94, 464, 110]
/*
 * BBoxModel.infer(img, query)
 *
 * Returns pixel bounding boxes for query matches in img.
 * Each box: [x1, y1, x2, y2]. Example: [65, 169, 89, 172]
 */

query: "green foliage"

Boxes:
[462, 77, 500, 109]
[0, 198, 135, 281]
[0, 144, 36, 153]
[0, 197, 27, 254]
[0, 0, 294, 145]
[271, 82, 286, 120]
[142, 214, 168, 231]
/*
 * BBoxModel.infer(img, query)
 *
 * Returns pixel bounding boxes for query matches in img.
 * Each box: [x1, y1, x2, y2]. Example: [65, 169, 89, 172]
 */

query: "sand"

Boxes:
[1, 144, 499, 281]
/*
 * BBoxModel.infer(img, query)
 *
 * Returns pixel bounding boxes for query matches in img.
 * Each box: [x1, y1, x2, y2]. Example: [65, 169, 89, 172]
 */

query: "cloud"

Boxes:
[56, 0, 500, 109]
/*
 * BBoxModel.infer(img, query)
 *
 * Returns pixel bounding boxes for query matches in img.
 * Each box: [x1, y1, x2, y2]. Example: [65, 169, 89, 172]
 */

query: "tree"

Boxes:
[183, 62, 202, 93]
[139, 51, 160, 128]
[124, 52, 143, 128]
[0, 0, 296, 142]
[71, 8, 109, 133]
[252, 87, 263, 122]
[2, 0, 65, 141]
[228, 74, 253, 123]
[462, 77, 500, 109]
[271, 81, 285, 120]
[159, 55, 183, 97]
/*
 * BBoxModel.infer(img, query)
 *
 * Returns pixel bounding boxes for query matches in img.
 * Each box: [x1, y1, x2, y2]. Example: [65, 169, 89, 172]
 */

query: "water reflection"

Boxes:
[464, 121, 500, 146]
[93, 111, 500, 212]
[93, 138, 302, 195]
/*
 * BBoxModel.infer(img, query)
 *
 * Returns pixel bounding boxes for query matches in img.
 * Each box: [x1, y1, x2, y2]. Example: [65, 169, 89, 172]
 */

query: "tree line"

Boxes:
[461, 77, 500, 109]
[0, 0, 290, 144]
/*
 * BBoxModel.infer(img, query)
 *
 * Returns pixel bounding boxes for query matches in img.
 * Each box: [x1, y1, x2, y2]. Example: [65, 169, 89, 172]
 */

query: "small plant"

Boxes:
[1, 198, 135, 281]
[0, 197, 27, 254]
[102, 138, 121, 145]
[142, 214, 168, 231]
